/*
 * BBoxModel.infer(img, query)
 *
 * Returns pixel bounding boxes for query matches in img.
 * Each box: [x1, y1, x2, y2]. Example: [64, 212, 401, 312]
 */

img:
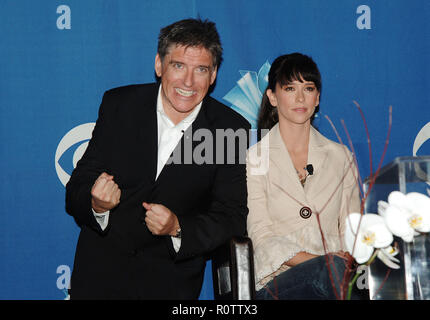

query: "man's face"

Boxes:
[155, 44, 217, 124]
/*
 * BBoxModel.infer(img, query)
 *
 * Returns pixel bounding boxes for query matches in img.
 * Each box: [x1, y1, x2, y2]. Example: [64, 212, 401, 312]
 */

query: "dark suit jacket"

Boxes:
[65, 83, 250, 299]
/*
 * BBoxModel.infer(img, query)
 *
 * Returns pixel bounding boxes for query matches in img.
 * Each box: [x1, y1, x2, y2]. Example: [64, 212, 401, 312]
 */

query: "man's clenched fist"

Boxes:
[143, 202, 180, 236]
[91, 172, 121, 213]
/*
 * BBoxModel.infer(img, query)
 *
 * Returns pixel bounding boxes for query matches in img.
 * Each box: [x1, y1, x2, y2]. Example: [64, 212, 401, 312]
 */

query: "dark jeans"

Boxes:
[256, 255, 354, 300]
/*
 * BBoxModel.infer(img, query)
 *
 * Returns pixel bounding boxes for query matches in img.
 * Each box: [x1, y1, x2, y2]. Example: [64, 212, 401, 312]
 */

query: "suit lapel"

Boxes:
[185, 96, 212, 138]
[115, 83, 159, 205]
[138, 83, 159, 183]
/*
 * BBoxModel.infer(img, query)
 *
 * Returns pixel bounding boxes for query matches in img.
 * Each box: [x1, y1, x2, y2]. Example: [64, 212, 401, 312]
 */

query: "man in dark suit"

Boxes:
[65, 18, 250, 299]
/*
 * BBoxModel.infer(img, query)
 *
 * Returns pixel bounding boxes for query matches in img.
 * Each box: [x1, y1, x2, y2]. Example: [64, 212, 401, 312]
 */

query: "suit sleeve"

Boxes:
[65, 90, 117, 233]
[173, 121, 250, 261]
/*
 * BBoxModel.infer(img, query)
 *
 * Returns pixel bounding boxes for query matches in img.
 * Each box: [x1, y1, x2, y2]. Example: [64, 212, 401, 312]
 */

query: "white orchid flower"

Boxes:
[376, 245, 400, 269]
[404, 192, 430, 232]
[377, 191, 430, 242]
[345, 213, 394, 264]
[378, 198, 415, 242]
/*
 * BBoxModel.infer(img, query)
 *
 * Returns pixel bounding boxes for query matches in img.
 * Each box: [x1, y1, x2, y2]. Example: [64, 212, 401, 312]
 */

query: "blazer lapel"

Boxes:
[116, 83, 159, 205]
[304, 126, 329, 205]
[268, 124, 308, 206]
[138, 83, 159, 183]
[186, 96, 212, 138]
[268, 125, 331, 209]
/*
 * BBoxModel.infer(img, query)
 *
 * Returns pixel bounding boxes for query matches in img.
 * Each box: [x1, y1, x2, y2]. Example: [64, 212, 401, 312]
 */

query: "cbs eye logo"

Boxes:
[55, 123, 95, 187]
[413, 122, 430, 190]
[413, 122, 430, 157]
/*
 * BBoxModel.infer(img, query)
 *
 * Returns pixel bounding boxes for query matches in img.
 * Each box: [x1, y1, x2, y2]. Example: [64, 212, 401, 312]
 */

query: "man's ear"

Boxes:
[154, 54, 162, 77]
[210, 66, 217, 85]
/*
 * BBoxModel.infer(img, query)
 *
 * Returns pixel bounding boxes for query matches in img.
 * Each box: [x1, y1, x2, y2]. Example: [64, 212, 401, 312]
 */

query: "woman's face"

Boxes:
[266, 78, 320, 126]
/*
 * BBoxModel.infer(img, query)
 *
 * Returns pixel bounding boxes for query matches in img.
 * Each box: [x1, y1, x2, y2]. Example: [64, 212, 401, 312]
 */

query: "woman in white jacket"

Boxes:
[247, 53, 361, 299]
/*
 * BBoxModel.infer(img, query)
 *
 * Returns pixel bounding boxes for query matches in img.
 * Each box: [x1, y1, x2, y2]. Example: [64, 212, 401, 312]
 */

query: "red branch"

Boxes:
[323, 102, 393, 299]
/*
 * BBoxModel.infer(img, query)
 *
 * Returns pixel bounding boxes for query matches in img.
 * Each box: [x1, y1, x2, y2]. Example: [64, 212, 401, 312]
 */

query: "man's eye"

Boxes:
[173, 63, 183, 69]
[196, 67, 209, 73]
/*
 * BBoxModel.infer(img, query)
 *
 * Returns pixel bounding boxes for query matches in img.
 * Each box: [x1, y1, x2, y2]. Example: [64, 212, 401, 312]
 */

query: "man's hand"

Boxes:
[91, 172, 121, 213]
[143, 202, 180, 236]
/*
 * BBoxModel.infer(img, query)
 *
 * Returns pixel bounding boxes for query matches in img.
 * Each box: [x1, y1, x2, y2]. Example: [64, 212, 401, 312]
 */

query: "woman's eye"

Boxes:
[305, 86, 315, 92]
[284, 86, 294, 91]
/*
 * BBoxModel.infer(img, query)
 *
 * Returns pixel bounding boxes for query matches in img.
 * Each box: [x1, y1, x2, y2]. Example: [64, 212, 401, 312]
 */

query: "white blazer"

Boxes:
[247, 123, 361, 288]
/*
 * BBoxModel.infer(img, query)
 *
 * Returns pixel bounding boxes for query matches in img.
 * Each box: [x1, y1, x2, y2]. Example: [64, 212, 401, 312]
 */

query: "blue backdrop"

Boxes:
[1, 0, 429, 299]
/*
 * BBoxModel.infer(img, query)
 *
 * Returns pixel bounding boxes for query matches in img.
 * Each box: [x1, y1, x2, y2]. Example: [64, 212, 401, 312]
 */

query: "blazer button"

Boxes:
[300, 206, 312, 219]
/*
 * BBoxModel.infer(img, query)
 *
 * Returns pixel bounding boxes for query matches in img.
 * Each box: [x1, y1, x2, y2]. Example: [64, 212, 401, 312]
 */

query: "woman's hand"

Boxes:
[282, 251, 319, 267]
[331, 251, 352, 261]
[282, 250, 352, 268]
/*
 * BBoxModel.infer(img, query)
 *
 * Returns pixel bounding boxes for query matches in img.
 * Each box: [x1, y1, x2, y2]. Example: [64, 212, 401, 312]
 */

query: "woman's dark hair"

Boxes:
[157, 18, 223, 69]
[257, 53, 322, 131]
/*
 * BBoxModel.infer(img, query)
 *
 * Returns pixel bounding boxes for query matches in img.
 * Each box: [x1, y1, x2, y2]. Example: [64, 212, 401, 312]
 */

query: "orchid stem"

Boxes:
[347, 250, 378, 299]
[347, 271, 361, 300]
[366, 250, 379, 266]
